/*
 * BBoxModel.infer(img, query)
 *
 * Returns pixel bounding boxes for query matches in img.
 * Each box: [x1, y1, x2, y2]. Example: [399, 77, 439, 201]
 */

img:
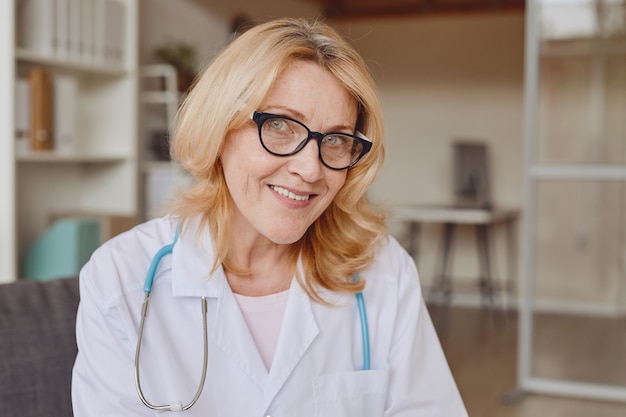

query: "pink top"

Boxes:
[234, 289, 289, 370]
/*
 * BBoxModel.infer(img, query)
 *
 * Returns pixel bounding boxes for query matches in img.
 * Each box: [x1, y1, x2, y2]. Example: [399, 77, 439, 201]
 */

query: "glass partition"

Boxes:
[532, 180, 626, 386]
[520, 0, 626, 401]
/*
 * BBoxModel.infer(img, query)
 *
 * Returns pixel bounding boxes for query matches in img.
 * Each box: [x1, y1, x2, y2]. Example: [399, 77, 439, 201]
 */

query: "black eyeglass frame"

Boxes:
[251, 111, 372, 170]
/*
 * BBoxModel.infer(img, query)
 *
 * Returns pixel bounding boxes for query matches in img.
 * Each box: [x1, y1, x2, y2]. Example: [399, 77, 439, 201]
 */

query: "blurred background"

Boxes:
[3, 0, 626, 415]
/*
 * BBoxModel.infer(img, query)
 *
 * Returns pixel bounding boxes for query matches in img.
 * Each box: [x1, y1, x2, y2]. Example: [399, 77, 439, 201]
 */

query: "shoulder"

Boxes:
[102, 216, 176, 258]
[366, 235, 419, 287]
[358, 234, 422, 310]
[353, 235, 428, 366]
[79, 217, 177, 306]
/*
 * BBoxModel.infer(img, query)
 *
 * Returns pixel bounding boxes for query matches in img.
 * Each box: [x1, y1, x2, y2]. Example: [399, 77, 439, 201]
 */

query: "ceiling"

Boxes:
[310, 0, 525, 19]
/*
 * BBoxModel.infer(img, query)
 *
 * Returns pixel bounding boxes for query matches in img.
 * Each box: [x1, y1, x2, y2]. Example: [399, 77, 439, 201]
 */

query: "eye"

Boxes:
[323, 135, 347, 146]
[267, 118, 289, 132]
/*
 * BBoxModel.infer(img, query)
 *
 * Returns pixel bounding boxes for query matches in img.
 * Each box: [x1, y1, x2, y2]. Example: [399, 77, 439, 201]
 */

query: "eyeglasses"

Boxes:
[251, 111, 372, 170]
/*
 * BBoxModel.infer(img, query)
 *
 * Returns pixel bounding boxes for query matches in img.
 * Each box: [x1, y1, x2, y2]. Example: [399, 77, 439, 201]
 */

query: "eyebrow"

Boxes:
[260, 106, 356, 133]
[262, 105, 305, 121]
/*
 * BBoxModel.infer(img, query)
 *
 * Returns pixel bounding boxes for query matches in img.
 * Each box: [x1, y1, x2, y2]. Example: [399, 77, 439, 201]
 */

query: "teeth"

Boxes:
[271, 185, 310, 201]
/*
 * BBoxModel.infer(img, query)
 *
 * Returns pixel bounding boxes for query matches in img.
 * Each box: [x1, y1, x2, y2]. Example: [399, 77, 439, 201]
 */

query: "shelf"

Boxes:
[142, 160, 178, 172]
[540, 39, 626, 56]
[16, 149, 129, 164]
[530, 164, 626, 180]
[15, 48, 127, 76]
[142, 91, 180, 104]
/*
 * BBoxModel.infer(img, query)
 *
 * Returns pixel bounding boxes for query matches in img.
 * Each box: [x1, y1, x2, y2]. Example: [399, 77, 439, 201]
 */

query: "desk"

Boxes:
[392, 205, 520, 325]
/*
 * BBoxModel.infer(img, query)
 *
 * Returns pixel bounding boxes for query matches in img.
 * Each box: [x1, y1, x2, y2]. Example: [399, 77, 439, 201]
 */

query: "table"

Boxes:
[392, 204, 520, 328]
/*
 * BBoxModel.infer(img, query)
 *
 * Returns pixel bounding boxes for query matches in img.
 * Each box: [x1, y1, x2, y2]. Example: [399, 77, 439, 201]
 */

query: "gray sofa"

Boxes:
[0, 277, 79, 417]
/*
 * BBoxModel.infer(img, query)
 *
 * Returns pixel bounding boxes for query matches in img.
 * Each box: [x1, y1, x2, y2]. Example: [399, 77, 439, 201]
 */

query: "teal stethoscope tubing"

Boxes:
[135, 226, 209, 412]
[134, 226, 371, 412]
[354, 280, 371, 370]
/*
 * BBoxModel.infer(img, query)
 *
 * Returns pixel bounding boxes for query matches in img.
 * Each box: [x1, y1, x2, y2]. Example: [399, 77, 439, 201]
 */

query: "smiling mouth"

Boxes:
[270, 185, 311, 201]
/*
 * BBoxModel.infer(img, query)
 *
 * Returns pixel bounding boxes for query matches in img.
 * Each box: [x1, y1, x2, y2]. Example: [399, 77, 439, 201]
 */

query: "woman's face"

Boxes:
[220, 60, 358, 245]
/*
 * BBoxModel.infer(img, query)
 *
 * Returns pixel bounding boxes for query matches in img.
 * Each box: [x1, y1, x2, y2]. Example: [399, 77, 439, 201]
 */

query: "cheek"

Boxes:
[220, 134, 250, 199]
[220, 131, 279, 198]
[327, 171, 348, 198]
[221, 130, 258, 176]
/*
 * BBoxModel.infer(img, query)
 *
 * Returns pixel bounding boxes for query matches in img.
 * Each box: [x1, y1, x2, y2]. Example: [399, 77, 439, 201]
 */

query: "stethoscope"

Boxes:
[134, 226, 371, 412]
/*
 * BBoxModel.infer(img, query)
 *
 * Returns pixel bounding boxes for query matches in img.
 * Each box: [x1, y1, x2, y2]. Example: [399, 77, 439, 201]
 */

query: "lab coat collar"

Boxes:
[170, 222, 226, 298]
[169, 221, 321, 410]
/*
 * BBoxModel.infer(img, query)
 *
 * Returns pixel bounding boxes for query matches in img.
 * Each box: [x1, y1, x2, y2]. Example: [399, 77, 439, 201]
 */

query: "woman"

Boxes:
[72, 17, 467, 416]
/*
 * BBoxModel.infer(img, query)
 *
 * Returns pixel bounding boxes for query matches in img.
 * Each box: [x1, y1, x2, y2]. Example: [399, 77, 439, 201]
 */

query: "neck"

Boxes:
[226, 269, 293, 296]
[224, 236, 297, 297]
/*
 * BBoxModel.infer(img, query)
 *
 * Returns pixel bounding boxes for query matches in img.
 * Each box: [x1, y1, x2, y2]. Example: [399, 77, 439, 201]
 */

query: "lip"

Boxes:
[269, 184, 316, 205]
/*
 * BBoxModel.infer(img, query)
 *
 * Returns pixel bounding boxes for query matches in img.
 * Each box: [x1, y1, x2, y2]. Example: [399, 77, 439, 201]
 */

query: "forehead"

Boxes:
[260, 60, 358, 128]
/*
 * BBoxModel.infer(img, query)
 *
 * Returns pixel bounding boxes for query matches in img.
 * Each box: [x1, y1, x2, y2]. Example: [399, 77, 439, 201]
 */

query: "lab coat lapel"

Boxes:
[212, 276, 269, 389]
[172, 226, 320, 407]
[262, 279, 319, 409]
[173, 236, 270, 390]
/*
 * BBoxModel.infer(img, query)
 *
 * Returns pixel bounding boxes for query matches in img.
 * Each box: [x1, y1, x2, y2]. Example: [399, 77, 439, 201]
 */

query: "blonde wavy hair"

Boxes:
[170, 17, 387, 300]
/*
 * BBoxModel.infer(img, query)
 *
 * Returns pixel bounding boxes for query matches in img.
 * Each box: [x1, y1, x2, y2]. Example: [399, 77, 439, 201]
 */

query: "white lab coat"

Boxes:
[71, 216, 467, 417]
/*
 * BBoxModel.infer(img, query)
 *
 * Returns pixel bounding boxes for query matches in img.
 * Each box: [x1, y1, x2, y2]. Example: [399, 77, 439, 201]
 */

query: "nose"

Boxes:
[287, 138, 323, 182]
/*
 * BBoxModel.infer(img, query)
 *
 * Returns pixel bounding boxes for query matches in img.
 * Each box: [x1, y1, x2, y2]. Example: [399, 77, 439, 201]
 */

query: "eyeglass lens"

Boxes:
[259, 116, 364, 169]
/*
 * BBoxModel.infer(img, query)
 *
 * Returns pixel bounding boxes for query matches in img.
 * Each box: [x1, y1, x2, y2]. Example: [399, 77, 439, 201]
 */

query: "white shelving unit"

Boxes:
[139, 64, 187, 220]
[0, 0, 139, 283]
[141, 64, 178, 119]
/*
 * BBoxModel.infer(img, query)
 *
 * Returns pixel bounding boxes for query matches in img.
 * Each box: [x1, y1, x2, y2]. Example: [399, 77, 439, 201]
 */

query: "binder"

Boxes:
[93, 0, 126, 65]
[105, 0, 125, 65]
[53, 75, 78, 153]
[81, 0, 95, 63]
[68, 0, 82, 62]
[29, 67, 54, 151]
[93, 0, 106, 64]
[55, 0, 70, 60]
[15, 78, 31, 153]
[23, 218, 101, 282]
[17, 0, 56, 56]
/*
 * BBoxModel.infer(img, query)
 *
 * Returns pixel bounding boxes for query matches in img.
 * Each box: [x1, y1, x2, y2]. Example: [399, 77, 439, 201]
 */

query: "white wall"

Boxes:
[139, 0, 229, 70]
[140, 0, 321, 70]
[333, 14, 525, 206]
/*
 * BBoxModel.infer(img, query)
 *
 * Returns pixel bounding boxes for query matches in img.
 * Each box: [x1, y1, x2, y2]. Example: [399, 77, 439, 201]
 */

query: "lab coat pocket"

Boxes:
[312, 369, 389, 417]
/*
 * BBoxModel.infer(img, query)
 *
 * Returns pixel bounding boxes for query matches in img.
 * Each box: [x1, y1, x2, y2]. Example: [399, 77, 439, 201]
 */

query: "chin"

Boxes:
[266, 225, 309, 246]
[270, 234, 306, 246]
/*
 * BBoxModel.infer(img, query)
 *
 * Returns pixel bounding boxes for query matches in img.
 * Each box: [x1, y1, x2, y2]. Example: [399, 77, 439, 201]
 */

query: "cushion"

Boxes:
[0, 277, 79, 417]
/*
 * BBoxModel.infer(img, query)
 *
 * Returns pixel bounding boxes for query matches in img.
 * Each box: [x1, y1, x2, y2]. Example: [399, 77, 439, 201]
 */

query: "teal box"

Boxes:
[23, 218, 102, 281]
